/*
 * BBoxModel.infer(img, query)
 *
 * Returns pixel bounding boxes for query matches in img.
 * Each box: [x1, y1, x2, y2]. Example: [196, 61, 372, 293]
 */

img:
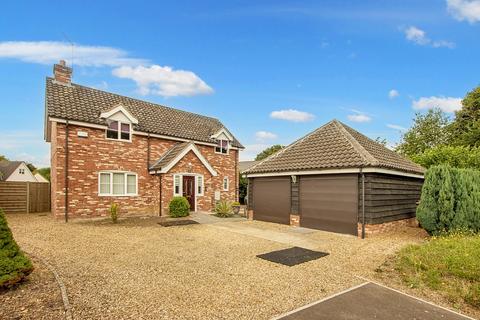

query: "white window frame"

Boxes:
[105, 120, 132, 142]
[98, 171, 138, 196]
[197, 175, 204, 196]
[19, 168, 25, 174]
[215, 139, 229, 155]
[223, 176, 229, 191]
[173, 174, 183, 197]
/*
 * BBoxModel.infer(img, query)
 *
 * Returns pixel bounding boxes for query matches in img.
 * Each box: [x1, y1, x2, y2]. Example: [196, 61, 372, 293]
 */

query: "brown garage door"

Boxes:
[300, 174, 358, 235]
[253, 177, 291, 225]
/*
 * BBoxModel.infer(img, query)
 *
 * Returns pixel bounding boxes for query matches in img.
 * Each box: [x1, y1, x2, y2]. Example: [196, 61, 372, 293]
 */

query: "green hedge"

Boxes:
[169, 197, 190, 217]
[411, 146, 480, 169]
[0, 208, 33, 288]
[417, 165, 480, 234]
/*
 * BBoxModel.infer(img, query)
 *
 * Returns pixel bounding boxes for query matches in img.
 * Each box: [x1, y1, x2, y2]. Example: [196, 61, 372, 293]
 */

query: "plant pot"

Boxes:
[232, 205, 240, 215]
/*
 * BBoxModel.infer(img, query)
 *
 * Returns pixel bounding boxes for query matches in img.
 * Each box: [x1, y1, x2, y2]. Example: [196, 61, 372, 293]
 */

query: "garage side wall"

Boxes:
[360, 173, 423, 225]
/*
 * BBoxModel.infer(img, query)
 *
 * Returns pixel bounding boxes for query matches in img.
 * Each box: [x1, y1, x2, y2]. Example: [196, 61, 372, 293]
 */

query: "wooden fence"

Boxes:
[0, 182, 50, 214]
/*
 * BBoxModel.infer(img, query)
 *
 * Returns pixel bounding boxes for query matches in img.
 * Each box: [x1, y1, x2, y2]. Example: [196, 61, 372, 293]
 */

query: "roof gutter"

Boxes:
[245, 167, 424, 179]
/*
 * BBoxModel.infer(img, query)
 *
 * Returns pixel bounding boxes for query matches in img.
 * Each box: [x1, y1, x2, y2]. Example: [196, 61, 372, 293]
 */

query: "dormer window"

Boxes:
[106, 121, 131, 141]
[215, 139, 228, 154]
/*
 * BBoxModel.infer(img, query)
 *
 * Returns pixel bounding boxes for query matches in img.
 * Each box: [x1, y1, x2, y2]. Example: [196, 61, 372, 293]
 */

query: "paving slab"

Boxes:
[276, 282, 473, 320]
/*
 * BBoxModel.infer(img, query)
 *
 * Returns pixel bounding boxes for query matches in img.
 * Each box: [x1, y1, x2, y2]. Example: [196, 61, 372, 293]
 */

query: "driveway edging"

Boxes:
[26, 250, 73, 320]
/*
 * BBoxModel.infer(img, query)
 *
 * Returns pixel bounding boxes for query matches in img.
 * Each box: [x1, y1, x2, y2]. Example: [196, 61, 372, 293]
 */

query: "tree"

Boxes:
[450, 86, 480, 147]
[238, 174, 248, 204]
[0, 155, 8, 161]
[374, 137, 387, 147]
[255, 145, 284, 161]
[396, 108, 452, 158]
[35, 168, 51, 181]
[411, 146, 480, 169]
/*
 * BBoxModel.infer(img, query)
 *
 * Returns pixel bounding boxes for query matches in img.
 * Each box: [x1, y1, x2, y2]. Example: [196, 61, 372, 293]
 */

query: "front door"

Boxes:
[182, 176, 195, 211]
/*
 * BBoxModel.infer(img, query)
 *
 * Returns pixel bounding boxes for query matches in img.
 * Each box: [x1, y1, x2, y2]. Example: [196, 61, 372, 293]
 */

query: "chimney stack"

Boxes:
[53, 60, 72, 84]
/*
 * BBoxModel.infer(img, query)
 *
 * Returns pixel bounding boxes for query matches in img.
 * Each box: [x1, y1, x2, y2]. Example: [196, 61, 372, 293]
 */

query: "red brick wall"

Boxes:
[50, 122, 239, 218]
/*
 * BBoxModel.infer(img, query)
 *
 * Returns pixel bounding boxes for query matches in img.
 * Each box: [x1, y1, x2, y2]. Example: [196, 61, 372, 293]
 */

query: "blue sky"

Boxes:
[1, 0, 479, 167]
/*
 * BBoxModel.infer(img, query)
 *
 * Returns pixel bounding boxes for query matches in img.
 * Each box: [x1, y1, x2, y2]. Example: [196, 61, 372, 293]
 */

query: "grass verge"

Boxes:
[392, 233, 480, 309]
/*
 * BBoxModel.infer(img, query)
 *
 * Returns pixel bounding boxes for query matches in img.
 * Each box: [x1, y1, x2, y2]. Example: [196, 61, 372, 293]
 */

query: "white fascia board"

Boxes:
[210, 127, 234, 141]
[160, 143, 218, 176]
[246, 167, 424, 179]
[100, 105, 139, 124]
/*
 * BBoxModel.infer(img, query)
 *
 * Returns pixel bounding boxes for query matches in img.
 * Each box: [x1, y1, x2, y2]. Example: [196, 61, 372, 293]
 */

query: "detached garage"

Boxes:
[244, 120, 425, 238]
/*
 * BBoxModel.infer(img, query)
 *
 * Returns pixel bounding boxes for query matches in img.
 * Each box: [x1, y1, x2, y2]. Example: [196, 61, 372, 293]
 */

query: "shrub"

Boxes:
[0, 208, 33, 288]
[411, 145, 480, 169]
[110, 203, 119, 223]
[232, 201, 240, 206]
[169, 197, 190, 217]
[417, 165, 480, 234]
[215, 200, 232, 217]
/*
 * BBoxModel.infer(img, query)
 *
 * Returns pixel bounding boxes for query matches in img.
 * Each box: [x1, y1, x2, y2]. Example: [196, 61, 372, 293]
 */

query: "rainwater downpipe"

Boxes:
[360, 167, 365, 239]
[64, 119, 70, 223]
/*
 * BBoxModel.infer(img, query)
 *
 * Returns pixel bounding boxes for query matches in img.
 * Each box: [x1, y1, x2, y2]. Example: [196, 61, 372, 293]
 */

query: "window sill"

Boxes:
[98, 194, 138, 197]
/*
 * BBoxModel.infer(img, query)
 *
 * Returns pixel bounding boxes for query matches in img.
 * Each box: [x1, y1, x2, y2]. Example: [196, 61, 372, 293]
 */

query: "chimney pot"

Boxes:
[53, 60, 72, 85]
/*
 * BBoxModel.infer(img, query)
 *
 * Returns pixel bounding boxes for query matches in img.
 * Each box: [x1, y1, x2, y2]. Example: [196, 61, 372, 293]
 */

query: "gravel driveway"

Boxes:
[6, 214, 425, 320]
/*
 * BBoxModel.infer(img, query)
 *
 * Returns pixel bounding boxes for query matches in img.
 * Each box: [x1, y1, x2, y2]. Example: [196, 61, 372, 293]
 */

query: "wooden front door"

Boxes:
[182, 176, 195, 211]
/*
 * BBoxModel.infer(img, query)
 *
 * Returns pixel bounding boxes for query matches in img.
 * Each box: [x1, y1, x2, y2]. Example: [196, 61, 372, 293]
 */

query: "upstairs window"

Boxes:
[106, 121, 131, 141]
[215, 139, 228, 154]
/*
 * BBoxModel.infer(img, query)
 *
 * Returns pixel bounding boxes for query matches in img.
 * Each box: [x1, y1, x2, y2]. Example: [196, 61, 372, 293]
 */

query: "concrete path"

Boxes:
[275, 282, 474, 320]
[208, 221, 322, 250]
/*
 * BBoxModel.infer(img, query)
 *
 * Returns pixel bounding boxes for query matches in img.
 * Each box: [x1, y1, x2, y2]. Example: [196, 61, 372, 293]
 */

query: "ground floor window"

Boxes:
[98, 171, 137, 196]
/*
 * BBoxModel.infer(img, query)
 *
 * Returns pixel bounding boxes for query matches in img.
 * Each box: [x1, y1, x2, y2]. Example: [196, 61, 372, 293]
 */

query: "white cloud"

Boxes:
[0, 41, 145, 66]
[412, 96, 462, 113]
[0, 130, 50, 167]
[346, 109, 372, 123]
[240, 144, 270, 161]
[387, 124, 407, 131]
[347, 114, 371, 123]
[270, 109, 315, 122]
[0, 41, 214, 98]
[447, 0, 480, 23]
[255, 131, 277, 141]
[112, 65, 213, 97]
[404, 26, 455, 48]
[388, 89, 399, 99]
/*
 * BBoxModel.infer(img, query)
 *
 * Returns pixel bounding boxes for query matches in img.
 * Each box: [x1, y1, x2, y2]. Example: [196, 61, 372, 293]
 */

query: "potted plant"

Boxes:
[231, 201, 241, 215]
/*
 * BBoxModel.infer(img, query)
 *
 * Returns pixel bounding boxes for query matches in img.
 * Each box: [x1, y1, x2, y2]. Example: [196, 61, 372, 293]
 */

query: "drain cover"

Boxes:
[257, 247, 329, 266]
[158, 220, 199, 227]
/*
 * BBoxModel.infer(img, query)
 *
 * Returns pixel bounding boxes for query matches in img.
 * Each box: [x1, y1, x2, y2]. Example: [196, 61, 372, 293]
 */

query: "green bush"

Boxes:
[169, 197, 190, 217]
[0, 208, 33, 288]
[417, 165, 480, 234]
[110, 203, 119, 223]
[215, 200, 233, 217]
[411, 145, 480, 169]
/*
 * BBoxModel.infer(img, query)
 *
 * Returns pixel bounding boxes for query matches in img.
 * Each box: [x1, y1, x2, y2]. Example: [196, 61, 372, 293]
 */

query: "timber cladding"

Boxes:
[0, 182, 51, 214]
[360, 173, 423, 224]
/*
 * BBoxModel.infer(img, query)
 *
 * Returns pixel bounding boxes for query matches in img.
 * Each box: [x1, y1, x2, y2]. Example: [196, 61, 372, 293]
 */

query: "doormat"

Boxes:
[257, 247, 329, 266]
[158, 220, 200, 227]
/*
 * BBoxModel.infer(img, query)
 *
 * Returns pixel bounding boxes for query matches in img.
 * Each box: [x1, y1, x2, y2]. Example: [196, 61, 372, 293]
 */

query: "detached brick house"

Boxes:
[44, 61, 243, 219]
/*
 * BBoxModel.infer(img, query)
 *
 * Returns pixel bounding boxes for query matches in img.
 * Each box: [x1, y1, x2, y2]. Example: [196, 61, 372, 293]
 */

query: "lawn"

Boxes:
[381, 233, 480, 313]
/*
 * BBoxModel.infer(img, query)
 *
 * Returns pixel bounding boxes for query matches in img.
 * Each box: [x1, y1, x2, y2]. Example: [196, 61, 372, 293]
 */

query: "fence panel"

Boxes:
[0, 181, 50, 213]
